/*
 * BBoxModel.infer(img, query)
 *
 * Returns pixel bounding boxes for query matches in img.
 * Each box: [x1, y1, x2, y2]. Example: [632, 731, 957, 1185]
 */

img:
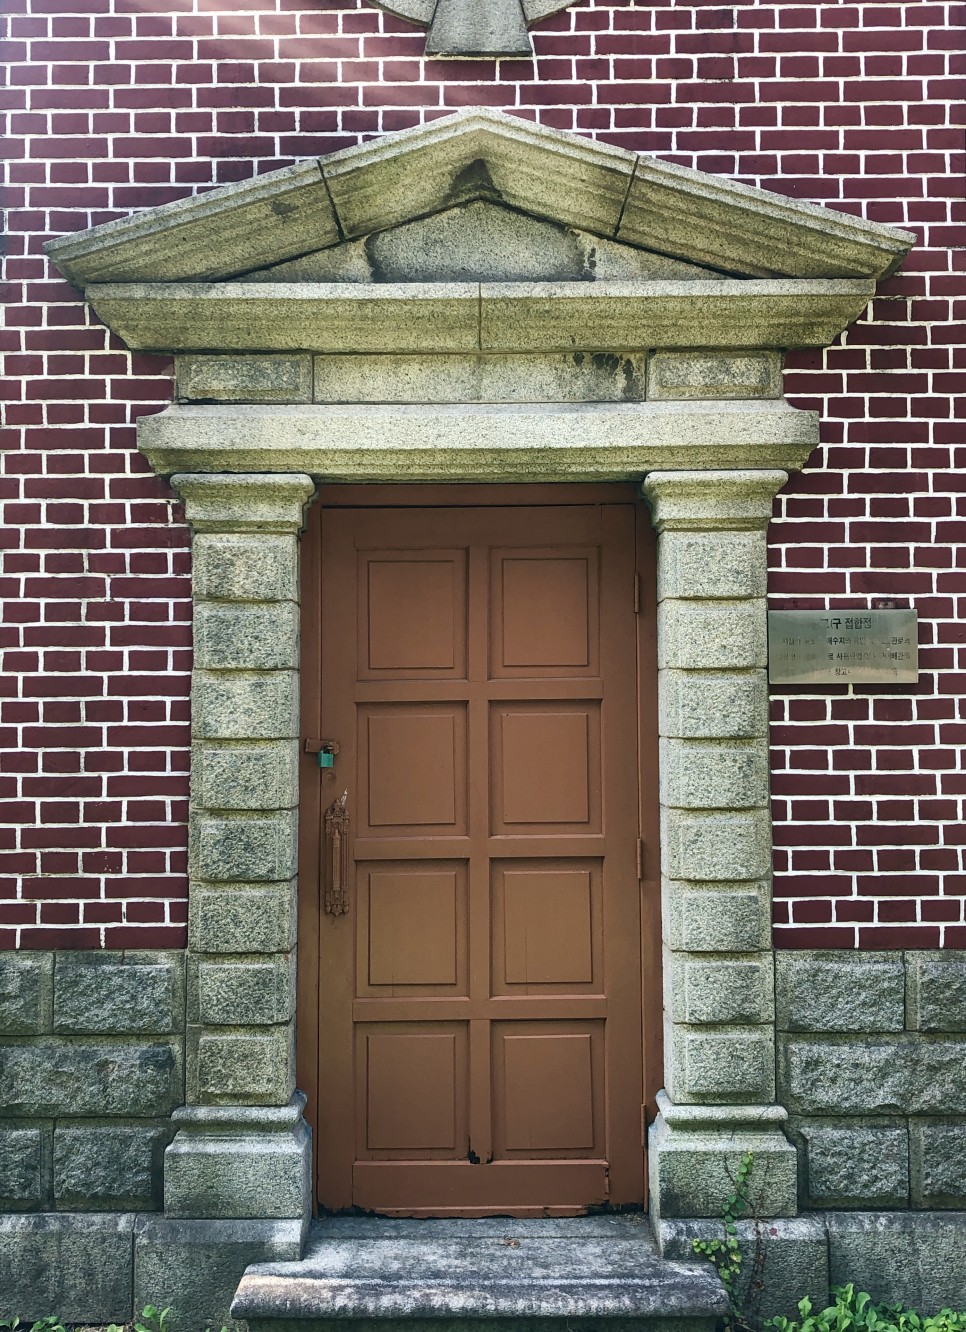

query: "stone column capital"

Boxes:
[642, 469, 788, 533]
[172, 473, 315, 533]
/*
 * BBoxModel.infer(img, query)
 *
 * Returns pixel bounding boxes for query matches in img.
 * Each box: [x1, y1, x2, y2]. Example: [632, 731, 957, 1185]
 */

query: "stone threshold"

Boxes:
[231, 1214, 728, 1332]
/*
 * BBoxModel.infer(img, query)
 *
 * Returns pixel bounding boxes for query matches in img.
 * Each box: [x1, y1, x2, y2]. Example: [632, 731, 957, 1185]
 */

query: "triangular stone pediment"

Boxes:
[245, 200, 723, 286]
[47, 108, 913, 289]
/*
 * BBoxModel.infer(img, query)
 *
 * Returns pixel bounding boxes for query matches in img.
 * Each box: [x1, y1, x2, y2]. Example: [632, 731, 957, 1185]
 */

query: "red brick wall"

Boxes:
[3, 0, 963, 949]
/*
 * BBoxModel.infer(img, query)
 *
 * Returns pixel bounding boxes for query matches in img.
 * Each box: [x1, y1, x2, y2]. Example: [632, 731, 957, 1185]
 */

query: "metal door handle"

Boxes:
[323, 790, 350, 916]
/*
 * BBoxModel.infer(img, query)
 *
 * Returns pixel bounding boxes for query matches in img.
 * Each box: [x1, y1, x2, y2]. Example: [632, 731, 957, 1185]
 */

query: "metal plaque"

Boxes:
[768, 610, 918, 685]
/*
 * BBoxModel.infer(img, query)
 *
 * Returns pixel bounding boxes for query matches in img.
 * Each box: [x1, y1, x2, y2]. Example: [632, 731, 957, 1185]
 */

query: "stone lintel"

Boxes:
[141, 401, 817, 481]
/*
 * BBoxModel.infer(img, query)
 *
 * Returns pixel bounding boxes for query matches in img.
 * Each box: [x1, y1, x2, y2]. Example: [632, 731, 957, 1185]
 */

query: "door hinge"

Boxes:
[636, 838, 645, 880]
[633, 571, 641, 614]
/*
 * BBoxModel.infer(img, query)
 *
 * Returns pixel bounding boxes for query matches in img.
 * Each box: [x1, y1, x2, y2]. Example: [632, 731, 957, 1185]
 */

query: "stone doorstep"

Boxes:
[231, 1215, 728, 1331]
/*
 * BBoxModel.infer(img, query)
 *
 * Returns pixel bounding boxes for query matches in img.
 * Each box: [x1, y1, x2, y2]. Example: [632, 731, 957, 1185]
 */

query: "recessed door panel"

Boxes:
[310, 498, 651, 1215]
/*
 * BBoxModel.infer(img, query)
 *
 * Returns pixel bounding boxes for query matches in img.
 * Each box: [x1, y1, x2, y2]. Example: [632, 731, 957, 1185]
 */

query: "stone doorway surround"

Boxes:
[46, 109, 913, 1301]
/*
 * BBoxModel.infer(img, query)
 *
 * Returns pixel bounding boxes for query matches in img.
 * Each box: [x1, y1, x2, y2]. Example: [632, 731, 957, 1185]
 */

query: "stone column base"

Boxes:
[649, 1091, 799, 1233]
[163, 1093, 311, 1224]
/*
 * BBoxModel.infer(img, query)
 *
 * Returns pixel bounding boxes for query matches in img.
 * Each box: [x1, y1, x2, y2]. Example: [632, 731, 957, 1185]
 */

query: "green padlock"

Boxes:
[319, 750, 335, 770]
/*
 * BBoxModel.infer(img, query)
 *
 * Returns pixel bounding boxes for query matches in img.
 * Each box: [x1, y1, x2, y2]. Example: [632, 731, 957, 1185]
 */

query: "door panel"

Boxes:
[311, 501, 647, 1216]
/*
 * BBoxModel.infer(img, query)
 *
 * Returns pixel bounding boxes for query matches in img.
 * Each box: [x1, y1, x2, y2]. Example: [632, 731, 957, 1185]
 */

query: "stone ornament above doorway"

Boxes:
[367, 0, 577, 56]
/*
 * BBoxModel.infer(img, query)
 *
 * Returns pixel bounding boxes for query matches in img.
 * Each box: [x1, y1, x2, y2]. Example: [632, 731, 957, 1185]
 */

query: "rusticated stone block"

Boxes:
[194, 602, 299, 671]
[193, 531, 298, 603]
[660, 669, 767, 740]
[665, 882, 771, 953]
[176, 353, 313, 404]
[672, 957, 774, 1026]
[195, 957, 294, 1026]
[791, 1119, 909, 1208]
[669, 1027, 775, 1102]
[0, 1041, 182, 1118]
[190, 883, 296, 955]
[666, 810, 771, 882]
[659, 600, 767, 671]
[192, 669, 299, 740]
[192, 1027, 293, 1103]
[0, 1125, 46, 1209]
[780, 1037, 911, 1115]
[53, 1125, 169, 1210]
[910, 1120, 966, 1207]
[908, 953, 966, 1032]
[658, 529, 767, 601]
[193, 812, 297, 883]
[195, 741, 299, 812]
[53, 952, 184, 1035]
[662, 739, 769, 811]
[0, 1213, 135, 1323]
[775, 951, 905, 1033]
[0, 953, 52, 1035]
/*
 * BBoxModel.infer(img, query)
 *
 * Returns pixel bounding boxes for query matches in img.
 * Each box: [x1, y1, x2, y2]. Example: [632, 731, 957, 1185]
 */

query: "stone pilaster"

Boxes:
[642, 469, 798, 1235]
[166, 472, 315, 1223]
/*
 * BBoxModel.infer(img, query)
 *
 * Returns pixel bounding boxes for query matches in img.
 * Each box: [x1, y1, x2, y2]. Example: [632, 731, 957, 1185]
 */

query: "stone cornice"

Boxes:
[47, 109, 915, 287]
[89, 279, 874, 355]
[138, 399, 819, 481]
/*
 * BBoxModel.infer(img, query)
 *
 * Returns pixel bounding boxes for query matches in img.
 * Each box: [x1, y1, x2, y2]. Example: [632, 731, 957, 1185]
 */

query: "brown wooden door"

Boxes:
[304, 494, 652, 1216]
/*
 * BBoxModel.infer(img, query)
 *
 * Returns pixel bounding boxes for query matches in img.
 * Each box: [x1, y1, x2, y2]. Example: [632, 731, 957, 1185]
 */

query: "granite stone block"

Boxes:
[671, 1027, 775, 1102]
[661, 1215, 829, 1319]
[826, 1212, 966, 1311]
[0, 953, 52, 1035]
[53, 1124, 169, 1210]
[658, 530, 767, 601]
[193, 531, 299, 602]
[660, 670, 768, 740]
[673, 958, 774, 1027]
[0, 1212, 135, 1323]
[775, 952, 905, 1034]
[193, 1027, 294, 1103]
[666, 810, 771, 882]
[0, 1040, 182, 1118]
[0, 1125, 46, 1209]
[908, 953, 966, 1033]
[135, 1216, 303, 1332]
[195, 741, 299, 812]
[648, 1115, 798, 1219]
[795, 1121, 909, 1208]
[648, 351, 783, 402]
[177, 353, 313, 405]
[662, 740, 769, 811]
[659, 600, 768, 671]
[665, 883, 771, 953]
[779, 1038, 911, 1116]
[910, 1120, 966, 1207]
[190, 882, 296, 955]
[192, 669, 299, 741]
[195, 957, 295, 1026]
[194, 812, 298, 883]
[53, 951, 183, 1035]
[194, 601, 299, 671]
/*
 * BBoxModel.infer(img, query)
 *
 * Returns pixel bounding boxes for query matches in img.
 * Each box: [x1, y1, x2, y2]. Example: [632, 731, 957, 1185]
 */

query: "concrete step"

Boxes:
[231, 1214, 728, 1332]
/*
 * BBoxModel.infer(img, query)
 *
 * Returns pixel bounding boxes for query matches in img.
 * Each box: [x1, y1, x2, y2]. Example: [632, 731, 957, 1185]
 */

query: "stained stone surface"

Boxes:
[53, 952, 183, 1035]
[795, 1121, 909, 1209]
[0, 1213, 135, 1323]
[53, 1125, 169, 1210]
[0, 1040, 182, 1118]
[232, 1215, 728, 1324]
[0, 1126, 46, 1209]
[0, 953, 52, 1034]
[826, 1212, 966, 1311]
